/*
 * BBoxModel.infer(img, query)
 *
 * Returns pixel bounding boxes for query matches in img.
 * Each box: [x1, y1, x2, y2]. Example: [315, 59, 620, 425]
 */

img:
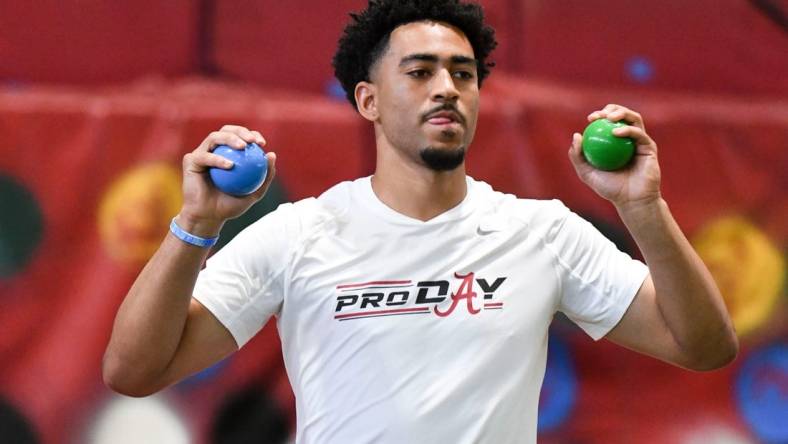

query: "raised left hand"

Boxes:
[568, 104, 662, 209]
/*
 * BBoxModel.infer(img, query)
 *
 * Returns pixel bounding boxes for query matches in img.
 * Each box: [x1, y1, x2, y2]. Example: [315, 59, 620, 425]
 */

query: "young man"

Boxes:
[103, 1, 738, 442]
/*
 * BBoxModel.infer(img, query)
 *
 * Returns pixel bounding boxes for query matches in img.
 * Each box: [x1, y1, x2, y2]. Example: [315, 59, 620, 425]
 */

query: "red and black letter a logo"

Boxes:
[434, 272, 480, 317]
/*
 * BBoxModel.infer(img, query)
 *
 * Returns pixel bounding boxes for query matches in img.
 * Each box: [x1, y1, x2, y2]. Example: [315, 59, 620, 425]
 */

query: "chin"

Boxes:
[420, 146, 466, 172]
[429, 132, 466, 148]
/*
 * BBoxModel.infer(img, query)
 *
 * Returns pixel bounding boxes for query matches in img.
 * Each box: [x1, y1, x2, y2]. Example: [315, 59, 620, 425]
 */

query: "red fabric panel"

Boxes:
[478, 0, 524, 72]
[3, 1, 785, 98]
[0, 79, 365, 443]
[477, 73, 788, 241]
[0, 75, 785, 443]
[211, 0, 368, 93]
[542, 337, 751, 442]
[518, 0, 788, 96]
[211, 0, 517, 93]
[0, 1, 198, 84]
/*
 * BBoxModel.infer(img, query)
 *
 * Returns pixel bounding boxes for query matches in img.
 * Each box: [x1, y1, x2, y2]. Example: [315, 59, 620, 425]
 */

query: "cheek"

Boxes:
[376, 89, 424, 149]
[464, 94, 480, 137]
[465, 87, 480, 112]
[381, 86, 421, 128]
[388, 84, 419, 116]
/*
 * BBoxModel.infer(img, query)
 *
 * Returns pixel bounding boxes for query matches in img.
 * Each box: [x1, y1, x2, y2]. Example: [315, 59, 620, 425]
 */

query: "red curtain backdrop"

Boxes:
[0, 1, 786, 443]
[1, 74, 785, 444]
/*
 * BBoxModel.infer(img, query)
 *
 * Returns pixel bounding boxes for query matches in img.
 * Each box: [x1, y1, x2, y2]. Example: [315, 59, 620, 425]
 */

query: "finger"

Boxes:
[220, 124, 250, 134]
[260, 152, 278, 190]
[250, 131, 267, 146]
[612, 125, 655, 152]
[220, 125, 260, 146]
[567, 132, 594, 176]
[249, 152, 278, 199]
[569, 132, 582, 157]
[606, 108, 645, 130]
[587, 104, 620, 122]
[568, 132, 583, 163]
[197, 131, 247, 153]
[588, 105, 645, 130]
[184, 151, 234, 173]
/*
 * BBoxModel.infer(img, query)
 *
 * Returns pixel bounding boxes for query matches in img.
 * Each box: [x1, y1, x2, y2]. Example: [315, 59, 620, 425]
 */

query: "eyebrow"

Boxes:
[398, 53, 478, 67]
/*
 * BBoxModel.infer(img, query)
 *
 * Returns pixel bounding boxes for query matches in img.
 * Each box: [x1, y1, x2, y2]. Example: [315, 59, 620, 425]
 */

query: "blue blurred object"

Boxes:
[325, 78, 347, 101]
[626, 55, 655, 84]
[537, 335, 578, 433]
[176, 358, 231, 390]
[209, 143, 268, 196]
[735, 341, 788, 444]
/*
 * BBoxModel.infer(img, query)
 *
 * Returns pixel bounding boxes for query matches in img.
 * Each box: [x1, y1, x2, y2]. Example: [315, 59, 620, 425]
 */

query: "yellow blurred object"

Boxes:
[99, 163, 182, 265]
[692, 216, 785, 337]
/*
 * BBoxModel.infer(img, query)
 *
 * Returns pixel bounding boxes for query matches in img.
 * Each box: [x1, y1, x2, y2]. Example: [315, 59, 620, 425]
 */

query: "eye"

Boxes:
[453, 70, 475, 80]
[407, 69, 431, 78]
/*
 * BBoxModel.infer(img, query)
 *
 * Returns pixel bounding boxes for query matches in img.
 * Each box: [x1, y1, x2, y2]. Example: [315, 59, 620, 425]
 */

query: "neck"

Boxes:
[371, 136, 468, 222]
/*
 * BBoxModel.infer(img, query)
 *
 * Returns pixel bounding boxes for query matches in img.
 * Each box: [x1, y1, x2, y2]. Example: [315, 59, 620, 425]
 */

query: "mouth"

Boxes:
[425, 111, 463, 127]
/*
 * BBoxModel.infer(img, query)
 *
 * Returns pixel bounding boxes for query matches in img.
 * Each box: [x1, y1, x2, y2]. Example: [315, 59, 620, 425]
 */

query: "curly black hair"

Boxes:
[332, 0, 497, 110]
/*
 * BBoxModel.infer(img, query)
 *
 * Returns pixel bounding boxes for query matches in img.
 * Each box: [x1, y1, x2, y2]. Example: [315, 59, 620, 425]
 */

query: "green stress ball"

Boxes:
[581, 119, 635, 170]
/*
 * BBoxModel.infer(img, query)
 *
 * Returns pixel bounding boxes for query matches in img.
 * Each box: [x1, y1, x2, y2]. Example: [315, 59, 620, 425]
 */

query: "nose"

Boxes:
[431, 68, 459, 103]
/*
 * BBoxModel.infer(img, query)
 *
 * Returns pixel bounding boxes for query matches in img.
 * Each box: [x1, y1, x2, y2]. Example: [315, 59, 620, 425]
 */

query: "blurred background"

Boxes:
[0, 1, 786, 443]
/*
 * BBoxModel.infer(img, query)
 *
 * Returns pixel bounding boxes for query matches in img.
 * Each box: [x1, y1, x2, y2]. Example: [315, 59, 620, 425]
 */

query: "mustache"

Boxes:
[421, 104, 466, 125]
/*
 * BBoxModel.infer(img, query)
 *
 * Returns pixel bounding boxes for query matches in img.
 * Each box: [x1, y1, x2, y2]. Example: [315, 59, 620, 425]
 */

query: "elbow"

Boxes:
[103, 378, 158, 398]
[686, 331, 740, 372]
[102, 354, 163, 398]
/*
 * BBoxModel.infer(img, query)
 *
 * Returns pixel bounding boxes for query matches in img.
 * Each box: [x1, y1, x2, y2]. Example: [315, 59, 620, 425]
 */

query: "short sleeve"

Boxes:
[545, 202, 649, 340]
[193, 203, 298, 348]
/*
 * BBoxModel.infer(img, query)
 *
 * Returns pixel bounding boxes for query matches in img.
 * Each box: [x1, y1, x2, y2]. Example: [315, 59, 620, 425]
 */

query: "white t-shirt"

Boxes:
[193, 176, 649, 444]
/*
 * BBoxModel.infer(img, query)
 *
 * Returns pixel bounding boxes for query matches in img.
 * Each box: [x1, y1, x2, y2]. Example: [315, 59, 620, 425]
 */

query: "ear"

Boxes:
[354, 81, 379, 122]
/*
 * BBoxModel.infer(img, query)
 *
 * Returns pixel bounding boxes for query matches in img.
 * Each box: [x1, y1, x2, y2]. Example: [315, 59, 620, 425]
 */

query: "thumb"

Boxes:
[248, 152, 278, 200]
[568, 132, 593, 177]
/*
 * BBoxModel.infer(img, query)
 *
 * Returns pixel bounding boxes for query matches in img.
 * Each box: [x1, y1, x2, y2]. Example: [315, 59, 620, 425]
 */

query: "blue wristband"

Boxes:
[170, 217, 219, 248]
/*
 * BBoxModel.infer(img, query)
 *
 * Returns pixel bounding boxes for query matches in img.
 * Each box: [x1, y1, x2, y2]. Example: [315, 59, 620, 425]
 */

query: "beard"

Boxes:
[420, 145, 466, 171]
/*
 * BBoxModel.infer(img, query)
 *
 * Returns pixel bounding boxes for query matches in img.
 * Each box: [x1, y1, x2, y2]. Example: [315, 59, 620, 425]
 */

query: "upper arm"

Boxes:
[604, 274, 691, 368]
[156, 297, 238, 390]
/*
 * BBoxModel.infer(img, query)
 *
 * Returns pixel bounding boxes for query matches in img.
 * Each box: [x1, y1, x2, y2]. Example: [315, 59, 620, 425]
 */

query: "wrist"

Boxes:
[174, 213, 224, 238]
[615, 196, 670, 233]
[614, 195, 665, 217]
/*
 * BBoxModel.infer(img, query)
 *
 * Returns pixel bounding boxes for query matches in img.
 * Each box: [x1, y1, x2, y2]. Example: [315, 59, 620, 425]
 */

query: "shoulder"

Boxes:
[315, 177, 362, 214]
[243, 178, 360, 240]
[468, 177, 571, 231]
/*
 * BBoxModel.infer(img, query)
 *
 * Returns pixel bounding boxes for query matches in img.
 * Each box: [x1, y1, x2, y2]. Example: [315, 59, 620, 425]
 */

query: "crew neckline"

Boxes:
[357, 175, 476, 226]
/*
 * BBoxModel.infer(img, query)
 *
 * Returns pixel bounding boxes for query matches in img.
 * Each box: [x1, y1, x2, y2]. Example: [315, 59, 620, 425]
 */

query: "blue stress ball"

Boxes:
[209, 143, 268, 196]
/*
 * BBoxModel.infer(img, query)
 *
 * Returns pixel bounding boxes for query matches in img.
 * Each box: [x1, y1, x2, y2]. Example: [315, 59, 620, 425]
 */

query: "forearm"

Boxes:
[617, 198, 738, 368]
[103, 216, 223, 393]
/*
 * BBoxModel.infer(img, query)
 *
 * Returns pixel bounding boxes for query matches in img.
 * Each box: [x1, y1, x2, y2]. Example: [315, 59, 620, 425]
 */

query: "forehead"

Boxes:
[386, 21, 475, 60]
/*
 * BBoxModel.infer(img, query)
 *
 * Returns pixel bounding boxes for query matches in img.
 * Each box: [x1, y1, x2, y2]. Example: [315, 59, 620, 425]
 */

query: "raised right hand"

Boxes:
[176, 125, 277, 236]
